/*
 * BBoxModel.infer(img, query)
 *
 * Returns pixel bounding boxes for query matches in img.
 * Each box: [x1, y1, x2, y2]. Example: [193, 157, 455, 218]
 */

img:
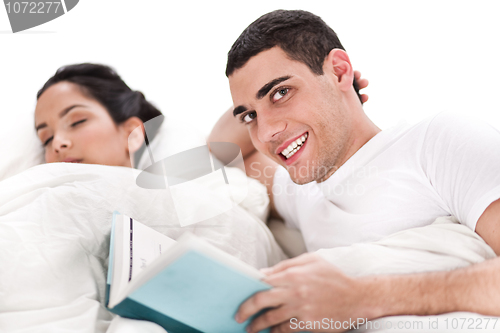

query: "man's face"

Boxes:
[229, 47, 354, 184]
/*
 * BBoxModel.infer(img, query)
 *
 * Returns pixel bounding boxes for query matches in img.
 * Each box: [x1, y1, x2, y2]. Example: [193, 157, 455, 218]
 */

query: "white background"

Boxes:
[1, 0, 499, 168]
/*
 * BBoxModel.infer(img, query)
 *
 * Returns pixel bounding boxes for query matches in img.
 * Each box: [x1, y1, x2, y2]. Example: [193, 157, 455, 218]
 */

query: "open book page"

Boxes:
[129, 218, 177, 281]
[120, 232, 265, 300]
[110, 215, 266, 308]
[109, 214, 176, 308]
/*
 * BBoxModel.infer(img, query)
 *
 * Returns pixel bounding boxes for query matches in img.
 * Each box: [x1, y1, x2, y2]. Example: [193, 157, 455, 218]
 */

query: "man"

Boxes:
[208, 9, 500, 333]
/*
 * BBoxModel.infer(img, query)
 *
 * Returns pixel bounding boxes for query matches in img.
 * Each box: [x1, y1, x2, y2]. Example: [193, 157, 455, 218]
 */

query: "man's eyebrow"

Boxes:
[233, 105, 247, 117]
[256, 75, 292, 100]
[35, 104, 87, 131]
[232, 76, 293, 118]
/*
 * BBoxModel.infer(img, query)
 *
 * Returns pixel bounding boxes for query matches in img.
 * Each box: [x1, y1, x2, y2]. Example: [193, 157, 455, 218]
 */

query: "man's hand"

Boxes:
[238, 253, 500, 333]
[354, 70, 369, 103]
[236, 253, 376, 333]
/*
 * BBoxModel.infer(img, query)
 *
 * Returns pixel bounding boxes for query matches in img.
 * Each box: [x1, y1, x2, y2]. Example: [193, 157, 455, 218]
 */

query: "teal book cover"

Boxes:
[106, 212, 271, 333]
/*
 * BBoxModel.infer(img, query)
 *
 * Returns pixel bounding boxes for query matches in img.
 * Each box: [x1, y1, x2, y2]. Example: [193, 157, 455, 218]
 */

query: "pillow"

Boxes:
[0, 113, 45, 182]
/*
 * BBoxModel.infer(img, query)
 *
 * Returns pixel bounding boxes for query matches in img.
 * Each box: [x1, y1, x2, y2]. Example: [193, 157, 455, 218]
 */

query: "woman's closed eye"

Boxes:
[71, 119, 87, 127]
[43, 137, 53, 147]
[42, 119, 87, 147]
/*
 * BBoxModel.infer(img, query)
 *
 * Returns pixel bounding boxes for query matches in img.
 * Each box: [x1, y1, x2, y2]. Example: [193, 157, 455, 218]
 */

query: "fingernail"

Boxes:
[235, 313, 240, 323]
[246, 325, 252, 333]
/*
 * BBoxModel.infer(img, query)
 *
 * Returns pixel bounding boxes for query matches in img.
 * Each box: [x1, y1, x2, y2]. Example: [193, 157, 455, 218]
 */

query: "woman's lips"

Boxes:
[61, 158, 82, 163]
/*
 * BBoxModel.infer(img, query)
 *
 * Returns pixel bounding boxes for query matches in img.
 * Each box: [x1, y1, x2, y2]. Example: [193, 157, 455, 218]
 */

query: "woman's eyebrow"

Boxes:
[35, 104, 88, 131]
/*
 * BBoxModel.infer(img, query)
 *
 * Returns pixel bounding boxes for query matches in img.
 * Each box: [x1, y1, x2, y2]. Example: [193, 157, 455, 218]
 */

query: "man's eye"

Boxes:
[242, 111, 257, 123]
[71, 119, 86, 127]
[272, 88, 289, 102]
[43, 137, 53, 147]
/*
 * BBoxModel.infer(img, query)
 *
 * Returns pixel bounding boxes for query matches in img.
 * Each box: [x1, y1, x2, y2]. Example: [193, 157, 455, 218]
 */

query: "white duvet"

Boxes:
[1, 163, 498, 333]
[0, 163, 285, 333]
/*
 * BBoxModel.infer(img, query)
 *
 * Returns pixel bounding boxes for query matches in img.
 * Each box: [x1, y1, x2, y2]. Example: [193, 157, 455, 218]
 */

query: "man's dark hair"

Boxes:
[226, 10, 362, 102]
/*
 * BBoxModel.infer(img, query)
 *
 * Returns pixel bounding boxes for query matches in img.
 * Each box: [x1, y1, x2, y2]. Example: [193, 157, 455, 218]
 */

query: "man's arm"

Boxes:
[367, 199, 500, 319]
[476, 198, 500, 256]
[238, 199, 500, 333]
[371, 198, 500, 319]
[208, 107, 281, 218]
[208, 107, 258, 160]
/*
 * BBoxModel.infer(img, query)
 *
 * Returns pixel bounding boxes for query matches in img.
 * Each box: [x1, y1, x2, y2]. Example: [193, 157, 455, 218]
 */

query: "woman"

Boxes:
[2, 65, 286, 333]
[34, 63, 163, 169]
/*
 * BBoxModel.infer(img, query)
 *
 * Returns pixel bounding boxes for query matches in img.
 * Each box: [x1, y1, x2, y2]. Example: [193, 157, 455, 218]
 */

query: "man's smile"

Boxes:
[276, 131, 309, 165]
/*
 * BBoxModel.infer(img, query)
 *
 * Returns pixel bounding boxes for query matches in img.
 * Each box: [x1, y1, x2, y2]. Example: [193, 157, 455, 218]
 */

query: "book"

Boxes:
[105, 211, 271, 333]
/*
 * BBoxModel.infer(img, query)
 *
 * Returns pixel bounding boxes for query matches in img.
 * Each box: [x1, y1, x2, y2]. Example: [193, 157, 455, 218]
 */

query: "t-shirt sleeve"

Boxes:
[272, 166, 300, 229]
[421, 111, 500, 231]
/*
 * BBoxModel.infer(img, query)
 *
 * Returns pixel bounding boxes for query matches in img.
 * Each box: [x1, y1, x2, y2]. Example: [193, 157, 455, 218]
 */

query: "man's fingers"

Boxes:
[354, 70, 362, 80]
[354, 71, 369, 89]
[247, 305, 294, 333]
[236, 288, 287, 324]
[358, 78, 369, 90]
[361, 94, 369, 103]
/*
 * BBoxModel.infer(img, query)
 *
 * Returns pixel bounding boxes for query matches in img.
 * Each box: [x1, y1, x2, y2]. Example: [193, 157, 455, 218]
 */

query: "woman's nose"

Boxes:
[52, 133, 72, 152]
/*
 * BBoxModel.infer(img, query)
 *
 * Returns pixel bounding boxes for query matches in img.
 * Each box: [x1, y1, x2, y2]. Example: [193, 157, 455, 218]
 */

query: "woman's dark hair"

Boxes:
[226, 10, 362, 102]
[37, 63, 163, 164]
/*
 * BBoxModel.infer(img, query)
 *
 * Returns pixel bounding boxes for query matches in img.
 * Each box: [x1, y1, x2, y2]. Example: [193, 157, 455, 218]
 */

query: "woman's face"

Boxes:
[35, 82, 139, 167]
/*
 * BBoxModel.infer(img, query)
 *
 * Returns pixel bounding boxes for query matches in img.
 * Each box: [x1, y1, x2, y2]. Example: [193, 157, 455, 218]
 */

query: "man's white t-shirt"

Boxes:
[273, 112, 500, 252]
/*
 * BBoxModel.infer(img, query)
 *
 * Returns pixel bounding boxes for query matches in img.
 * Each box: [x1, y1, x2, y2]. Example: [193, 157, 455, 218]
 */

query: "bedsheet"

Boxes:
[0, 163, 285, 333]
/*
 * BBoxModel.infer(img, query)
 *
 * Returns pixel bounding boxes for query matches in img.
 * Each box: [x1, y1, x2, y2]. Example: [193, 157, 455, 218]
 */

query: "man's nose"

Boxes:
[257, 109, 287, 143]
[52, 132, 72, 152]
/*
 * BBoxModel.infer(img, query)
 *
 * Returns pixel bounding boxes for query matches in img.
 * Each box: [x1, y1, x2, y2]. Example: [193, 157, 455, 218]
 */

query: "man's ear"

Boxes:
[121, 116, 146, 154]
[324, 49, 355, 92]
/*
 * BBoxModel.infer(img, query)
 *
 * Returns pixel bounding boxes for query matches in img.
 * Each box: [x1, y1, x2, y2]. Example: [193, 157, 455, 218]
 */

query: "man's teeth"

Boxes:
[281, 133, 308, 159]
